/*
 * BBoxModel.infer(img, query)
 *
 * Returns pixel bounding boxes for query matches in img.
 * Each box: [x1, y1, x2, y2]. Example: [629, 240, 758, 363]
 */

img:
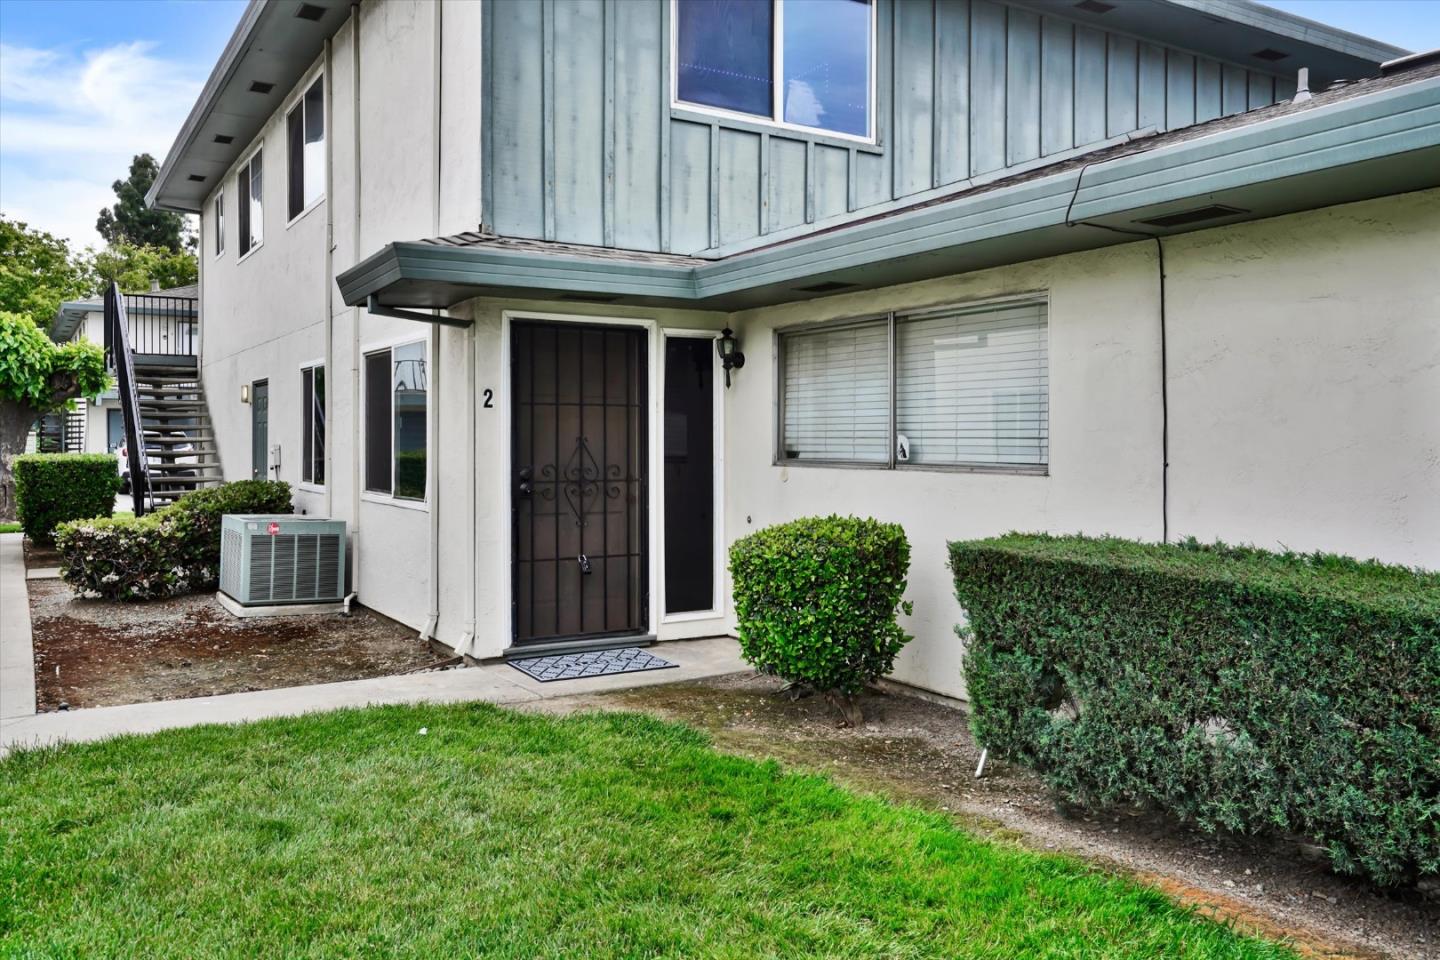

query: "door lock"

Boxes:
[578, 554, 593, 575]
[517, 465, 533, 496]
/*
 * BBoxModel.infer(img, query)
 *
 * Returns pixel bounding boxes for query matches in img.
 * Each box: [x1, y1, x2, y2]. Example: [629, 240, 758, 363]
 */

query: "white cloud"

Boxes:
[0, 40, 204, 249]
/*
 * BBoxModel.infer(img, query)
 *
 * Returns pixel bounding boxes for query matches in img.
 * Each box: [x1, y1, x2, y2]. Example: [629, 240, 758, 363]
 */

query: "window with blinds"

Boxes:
[777, 298, 1048, 470]
[780, 319, 890, 463]
[895, 301, 1048, 467]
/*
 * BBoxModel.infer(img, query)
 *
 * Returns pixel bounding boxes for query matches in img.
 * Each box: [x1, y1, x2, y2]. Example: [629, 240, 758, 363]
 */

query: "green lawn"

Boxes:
[0, 521, 20, 534]
[0, 704, 1295, 959]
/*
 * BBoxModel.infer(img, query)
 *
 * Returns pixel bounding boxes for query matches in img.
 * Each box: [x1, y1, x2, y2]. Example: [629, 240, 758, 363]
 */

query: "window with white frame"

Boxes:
[214, 190, 224, 256]
[236, 146, 263, 255]
[778, 299, 1049, 470]
[301, 363, 326, 485]
[287, 75, 325, 221]
[674, 0, 875, 140]
[364, 342, 427, 500]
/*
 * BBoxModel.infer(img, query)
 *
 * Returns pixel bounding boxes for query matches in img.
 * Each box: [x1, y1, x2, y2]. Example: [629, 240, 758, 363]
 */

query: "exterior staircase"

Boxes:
[133, 359, 222, 508]
[104, 282, 220, 514]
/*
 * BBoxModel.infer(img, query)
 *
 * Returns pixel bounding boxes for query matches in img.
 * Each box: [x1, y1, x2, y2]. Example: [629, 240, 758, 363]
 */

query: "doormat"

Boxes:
[508, 647, 678, 683]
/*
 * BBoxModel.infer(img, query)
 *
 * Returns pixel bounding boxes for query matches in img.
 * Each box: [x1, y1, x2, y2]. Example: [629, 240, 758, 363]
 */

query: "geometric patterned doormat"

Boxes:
[508, 646, 678, 683]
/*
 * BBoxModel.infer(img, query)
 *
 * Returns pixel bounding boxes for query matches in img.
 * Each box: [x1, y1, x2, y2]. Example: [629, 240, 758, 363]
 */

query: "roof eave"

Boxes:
[149, 0, 351, 213]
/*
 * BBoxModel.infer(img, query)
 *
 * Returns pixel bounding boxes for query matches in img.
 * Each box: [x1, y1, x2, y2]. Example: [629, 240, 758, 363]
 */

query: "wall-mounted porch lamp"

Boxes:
[717, 327, 745, 387]
[240, 383, 251, 404]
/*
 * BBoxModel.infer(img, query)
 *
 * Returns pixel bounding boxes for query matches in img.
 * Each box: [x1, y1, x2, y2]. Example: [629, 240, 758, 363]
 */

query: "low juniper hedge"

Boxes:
[13, 453, 121, 545]
[55, 480, 292, 601]
[730, 515, 913, 724]
[949, 533, 1440, 887]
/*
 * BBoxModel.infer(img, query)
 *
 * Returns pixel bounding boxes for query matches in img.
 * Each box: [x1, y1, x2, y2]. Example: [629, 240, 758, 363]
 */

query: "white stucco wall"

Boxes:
[1163, 190, 1440, 564]
[724, 188, 1440, 700]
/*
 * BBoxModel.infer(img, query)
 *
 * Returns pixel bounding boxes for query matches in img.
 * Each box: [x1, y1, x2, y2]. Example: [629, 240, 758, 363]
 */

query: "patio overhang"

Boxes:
[338, 67, 1440, 316]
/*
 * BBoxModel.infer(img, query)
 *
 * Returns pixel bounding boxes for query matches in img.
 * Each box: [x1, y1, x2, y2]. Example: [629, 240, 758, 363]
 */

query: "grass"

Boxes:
[0, 512, 126, 536]
[0, 704, 1297, 959]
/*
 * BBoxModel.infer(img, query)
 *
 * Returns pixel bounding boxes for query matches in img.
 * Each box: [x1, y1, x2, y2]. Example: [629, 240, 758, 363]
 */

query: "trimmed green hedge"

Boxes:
[55, 480, 293, 600]
[13, 453, 121, 545]
[950, 533, 1440, 887]
[731, 516, 913, 721]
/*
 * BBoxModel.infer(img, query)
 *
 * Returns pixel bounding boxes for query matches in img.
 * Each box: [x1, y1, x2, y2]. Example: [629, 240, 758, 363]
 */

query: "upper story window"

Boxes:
[674, 0, 875, 141]
[237, 146, 263, 256]
[213, 190, 224, 257]
[287, 75, 325, 221]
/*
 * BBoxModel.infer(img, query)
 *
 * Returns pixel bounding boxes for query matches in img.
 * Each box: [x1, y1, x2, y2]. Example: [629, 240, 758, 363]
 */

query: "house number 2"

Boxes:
[483, 389, 494, 408]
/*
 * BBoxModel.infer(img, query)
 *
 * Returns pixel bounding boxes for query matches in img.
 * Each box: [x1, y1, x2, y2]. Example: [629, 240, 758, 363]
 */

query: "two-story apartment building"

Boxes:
[149, 0, 1440, 700]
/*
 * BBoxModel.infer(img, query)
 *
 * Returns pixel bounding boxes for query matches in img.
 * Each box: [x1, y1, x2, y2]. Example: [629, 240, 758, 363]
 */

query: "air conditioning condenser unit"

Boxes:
[219, 514, 347, 613]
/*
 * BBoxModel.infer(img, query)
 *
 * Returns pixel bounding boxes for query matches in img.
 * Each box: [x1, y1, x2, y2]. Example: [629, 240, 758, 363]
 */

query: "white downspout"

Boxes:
[323, 34, 335, 520]
[419, 0, 443, 643]
[345, 3, 362, 613]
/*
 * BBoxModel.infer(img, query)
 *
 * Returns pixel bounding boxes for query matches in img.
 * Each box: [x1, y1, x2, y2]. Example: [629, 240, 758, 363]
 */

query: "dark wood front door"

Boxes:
[511, 321, 648, 647]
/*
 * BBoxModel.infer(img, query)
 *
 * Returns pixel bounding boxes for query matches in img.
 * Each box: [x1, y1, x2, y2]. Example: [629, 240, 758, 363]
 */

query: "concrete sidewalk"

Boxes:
[1, 533, 36, 719]
[0, 636, 746, 752]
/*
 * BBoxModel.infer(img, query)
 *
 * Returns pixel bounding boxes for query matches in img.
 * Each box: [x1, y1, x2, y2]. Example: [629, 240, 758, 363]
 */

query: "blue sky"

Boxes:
[1, 0, 1438, 251]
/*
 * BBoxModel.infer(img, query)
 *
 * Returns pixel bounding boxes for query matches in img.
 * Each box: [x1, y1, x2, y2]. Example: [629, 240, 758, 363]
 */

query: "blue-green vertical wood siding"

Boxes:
[484, 0, 1289, 255]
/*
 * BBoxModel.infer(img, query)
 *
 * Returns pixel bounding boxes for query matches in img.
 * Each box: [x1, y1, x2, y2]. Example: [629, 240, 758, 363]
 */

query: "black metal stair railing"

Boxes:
[104, 282, 152, 516]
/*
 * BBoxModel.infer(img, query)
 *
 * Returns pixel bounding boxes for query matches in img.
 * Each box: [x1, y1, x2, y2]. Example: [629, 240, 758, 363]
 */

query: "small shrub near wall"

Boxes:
[949, 533, 1440, 887]
[13, 453, 121, 545]
[730, 516, 913, 724]
[55, 480, 292, 601]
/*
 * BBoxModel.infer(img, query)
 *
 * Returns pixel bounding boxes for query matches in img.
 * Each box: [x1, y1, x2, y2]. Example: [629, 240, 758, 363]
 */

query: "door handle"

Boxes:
[517, 466, 533, 496]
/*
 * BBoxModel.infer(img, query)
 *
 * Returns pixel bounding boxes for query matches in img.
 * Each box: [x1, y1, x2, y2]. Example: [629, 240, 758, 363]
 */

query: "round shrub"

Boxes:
[55, 479, 292, 600]
[13, 453, 121, 545]
[729, 515, 913, 721]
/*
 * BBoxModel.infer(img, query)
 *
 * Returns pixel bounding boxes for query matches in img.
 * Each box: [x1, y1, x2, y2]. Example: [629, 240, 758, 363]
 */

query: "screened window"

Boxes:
[287, 76, 325, 220]
[778, 299, 1048, 470]
[895, 302, 1048, 467]
[237, 147, 263, 256]
[675, 0, 874, 140]
[301, 364, 326, 486]
[364, 342, 427, 500]
[213, 190, 224, 256]
[780, 319, 889, 463]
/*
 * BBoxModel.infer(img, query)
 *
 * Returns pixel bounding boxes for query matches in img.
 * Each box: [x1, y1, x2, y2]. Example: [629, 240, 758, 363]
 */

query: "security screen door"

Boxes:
[511, 321, 648, 646]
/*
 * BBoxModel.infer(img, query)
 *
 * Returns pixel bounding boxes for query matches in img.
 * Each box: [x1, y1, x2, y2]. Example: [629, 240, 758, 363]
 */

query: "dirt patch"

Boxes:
[28, 579, 443, 710]
[22, 539, 61, 568]
[530, 674, 1438, 960]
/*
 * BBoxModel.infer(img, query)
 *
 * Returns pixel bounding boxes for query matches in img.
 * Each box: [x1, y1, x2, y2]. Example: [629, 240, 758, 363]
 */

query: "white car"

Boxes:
[117, 432, 196, 494]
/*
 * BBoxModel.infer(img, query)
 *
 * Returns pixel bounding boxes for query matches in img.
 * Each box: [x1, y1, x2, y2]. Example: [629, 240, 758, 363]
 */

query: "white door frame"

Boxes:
[657, 327, 725, 623]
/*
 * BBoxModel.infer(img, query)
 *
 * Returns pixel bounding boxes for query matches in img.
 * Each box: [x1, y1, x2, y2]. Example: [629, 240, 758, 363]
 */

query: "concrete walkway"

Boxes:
[0, 636, 746, 752]
[1, 533, 36, 719]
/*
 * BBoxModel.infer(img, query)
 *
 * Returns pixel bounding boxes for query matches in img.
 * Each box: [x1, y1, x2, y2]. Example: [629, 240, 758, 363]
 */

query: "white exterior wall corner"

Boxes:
[724, 187, 1440, 701]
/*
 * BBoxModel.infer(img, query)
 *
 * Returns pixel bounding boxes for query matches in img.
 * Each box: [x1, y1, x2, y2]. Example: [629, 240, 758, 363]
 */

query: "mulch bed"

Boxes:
[28, 579, 444, 711]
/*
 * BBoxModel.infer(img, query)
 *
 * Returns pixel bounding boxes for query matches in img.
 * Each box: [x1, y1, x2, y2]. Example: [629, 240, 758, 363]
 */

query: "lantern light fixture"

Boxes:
[716, 327, 745, 387]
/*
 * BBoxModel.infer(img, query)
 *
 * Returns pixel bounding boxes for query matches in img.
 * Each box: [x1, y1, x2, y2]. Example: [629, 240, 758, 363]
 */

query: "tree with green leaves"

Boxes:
[96, 153, 194, 253]
[0, 218, 111, 519]
[0, 216, 95, 328]
[92, 241, 197, 293]
[0, 314, 109, 519]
